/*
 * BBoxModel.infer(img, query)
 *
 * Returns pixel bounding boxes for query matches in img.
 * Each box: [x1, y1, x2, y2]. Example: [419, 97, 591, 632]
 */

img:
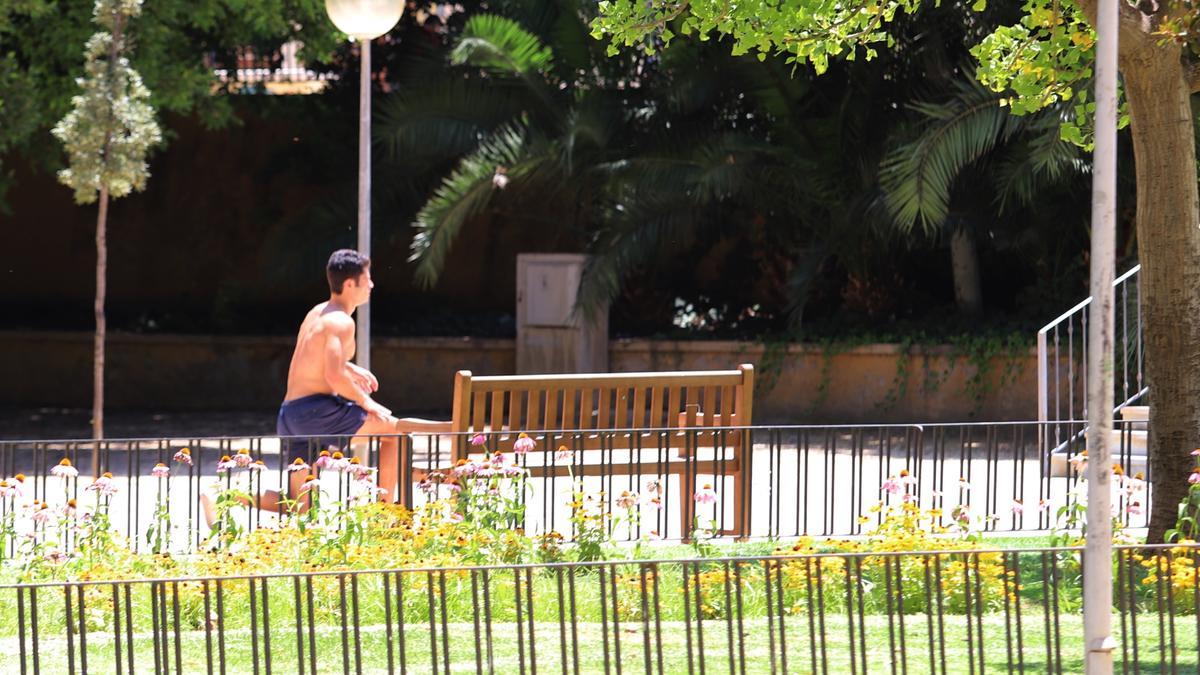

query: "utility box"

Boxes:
[516, 253, 608, 374]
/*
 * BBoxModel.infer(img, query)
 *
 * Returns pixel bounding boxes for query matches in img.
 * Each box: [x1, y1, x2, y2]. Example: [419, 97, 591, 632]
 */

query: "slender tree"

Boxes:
[52, 0, 162, 440]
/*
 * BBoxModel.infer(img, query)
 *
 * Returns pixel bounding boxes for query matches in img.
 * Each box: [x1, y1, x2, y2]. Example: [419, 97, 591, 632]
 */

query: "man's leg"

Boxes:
[203, 471, 311, 526]
[354, 415, 409, 505]
[257, 471, 311, 513]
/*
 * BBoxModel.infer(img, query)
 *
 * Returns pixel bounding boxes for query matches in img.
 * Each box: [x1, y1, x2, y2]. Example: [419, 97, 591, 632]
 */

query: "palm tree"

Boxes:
[878, 72, 1087, 314]
[385, 3, 894, 327]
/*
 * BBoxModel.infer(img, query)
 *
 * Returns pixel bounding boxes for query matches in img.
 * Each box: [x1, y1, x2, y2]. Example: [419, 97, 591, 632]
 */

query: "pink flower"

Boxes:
[898, 470, 917, 486]
[51, 458, 79, 479]
[513, 433, 536, 454]
[694, 484, 718, 505]
[172, 448, 193, 466]
[288, 458, 311, 473]
[1010, 500, 1024, 515]
[349, 459, 373, 481]
[645, 496, 663, 510]
[313, 450, 333, 470]
[957, 477, 971, 491]
[555, 446, 572, 463]
[452, 460, 479, 478]
[356, 479, 386, 498]
[471, 433, 488, 446]
[1191, 448, 1200, 456]
[32, 503, 52, 525]
[249, 459, 267, 472]
[85, 473, 118, 497]
[616, 491, 639, 510]
[234, 449, 253, 468]
[327, 452, 350, 473]
[216, 456, 237, 473]
[0, 480, 19, 500]
[151, 463, 170, 479]
[951, 505, 970, 526]
[881, 477, 902, 496]
[645, 479, 662, 495]
[1038, 499, 1051, 512]
[1188, 471, 1200, 485]
[1127, 501, 1144, 516]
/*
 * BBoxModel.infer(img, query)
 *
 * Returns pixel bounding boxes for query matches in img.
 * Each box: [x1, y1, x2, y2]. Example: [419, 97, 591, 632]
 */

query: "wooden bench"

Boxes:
[447, 364, 755, 537]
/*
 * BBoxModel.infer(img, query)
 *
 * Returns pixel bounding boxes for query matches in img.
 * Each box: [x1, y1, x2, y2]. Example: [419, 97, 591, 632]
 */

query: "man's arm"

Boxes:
[323, 319, 391, 419]
[347, 362, 379, 393]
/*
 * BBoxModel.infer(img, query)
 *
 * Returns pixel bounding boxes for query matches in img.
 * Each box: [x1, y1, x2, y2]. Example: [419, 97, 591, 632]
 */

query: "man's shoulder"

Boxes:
[316, 308, 355, 335]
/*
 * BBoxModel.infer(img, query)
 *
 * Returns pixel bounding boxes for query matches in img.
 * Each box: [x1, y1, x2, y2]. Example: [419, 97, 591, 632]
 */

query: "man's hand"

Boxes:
[364, 398, 393, 422]
[349, 363, 379, 393]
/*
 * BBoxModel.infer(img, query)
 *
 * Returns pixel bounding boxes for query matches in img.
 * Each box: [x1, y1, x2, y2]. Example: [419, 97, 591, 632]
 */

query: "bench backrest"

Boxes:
[450, 364, 755, 435]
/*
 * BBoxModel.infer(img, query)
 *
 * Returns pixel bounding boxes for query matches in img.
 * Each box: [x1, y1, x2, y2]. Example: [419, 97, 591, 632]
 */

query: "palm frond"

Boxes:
[992, 114, 1085, 213]
[409, 120, 530, 287]
[879, 76, 1022, 235]
[375, 78, 531, 162]
[576, 192, 696, 320]
[451, 14, 553, 76]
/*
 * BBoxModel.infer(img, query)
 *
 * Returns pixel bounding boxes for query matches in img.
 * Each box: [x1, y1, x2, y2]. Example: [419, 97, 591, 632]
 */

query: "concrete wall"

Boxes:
[0, 331, 1041, 423]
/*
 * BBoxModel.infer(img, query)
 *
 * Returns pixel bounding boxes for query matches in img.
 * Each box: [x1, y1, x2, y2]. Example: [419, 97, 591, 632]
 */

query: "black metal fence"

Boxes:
[2, 544, 1196, 674]
[0, 419, 1149, 552]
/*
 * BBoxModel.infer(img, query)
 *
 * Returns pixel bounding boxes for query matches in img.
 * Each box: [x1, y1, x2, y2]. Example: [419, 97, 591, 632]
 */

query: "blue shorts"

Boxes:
[277, 393, 368, 461]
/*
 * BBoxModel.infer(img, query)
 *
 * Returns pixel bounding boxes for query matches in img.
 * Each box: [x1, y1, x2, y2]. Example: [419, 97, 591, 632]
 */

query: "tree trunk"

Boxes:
[94, 186, 107, 443]
[950, 226, 983, 314]
[1119, 39, 1200, 543]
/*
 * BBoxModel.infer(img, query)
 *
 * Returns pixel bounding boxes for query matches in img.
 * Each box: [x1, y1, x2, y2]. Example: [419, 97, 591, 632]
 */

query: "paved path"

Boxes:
[6, 431, 1137, 552]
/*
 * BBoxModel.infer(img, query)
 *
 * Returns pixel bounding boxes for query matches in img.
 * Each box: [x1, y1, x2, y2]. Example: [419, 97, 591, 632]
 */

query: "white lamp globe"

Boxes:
[324, 0, 405, 41]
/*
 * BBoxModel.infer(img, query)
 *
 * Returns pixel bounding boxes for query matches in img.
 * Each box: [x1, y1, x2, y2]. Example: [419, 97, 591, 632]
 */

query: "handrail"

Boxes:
[1037, 264, 1143, 426]
[1037, 264, 1140, 335]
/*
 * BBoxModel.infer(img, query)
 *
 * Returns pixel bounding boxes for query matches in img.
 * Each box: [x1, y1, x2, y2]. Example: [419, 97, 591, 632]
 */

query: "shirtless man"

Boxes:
[265, 249, 446, 511]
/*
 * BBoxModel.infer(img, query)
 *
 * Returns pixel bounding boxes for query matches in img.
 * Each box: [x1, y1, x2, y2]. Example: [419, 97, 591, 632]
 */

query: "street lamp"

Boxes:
[324, 0, 404, 371]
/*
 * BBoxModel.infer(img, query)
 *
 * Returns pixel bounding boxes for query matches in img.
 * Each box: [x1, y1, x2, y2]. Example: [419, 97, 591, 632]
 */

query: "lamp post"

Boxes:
[324, 0, 404, 371]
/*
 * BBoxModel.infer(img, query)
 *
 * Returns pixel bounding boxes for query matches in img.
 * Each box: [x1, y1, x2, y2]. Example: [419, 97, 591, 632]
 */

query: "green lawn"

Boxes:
[4, 613, 1195, 673]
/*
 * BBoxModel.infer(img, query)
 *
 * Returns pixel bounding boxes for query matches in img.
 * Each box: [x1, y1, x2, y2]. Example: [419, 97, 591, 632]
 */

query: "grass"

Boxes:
[0, 550, 1195, 674]
[4, 613, 1195, 673]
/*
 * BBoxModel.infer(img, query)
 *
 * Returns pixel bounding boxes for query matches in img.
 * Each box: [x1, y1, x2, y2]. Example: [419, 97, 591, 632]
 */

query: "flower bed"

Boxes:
[0, 436, 1197, 671]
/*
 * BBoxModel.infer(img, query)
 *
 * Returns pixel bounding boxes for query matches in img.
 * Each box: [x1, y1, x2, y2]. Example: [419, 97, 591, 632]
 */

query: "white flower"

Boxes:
[84, 473, 118, 497]
[51, 459, 79, 479]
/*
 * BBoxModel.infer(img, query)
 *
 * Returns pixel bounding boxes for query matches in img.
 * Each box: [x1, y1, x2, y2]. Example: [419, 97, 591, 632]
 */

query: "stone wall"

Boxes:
[0, 331, 1045, 423]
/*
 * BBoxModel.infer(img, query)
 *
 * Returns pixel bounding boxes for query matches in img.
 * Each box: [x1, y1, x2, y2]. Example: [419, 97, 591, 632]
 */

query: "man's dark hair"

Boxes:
[327, 249, 371, 294]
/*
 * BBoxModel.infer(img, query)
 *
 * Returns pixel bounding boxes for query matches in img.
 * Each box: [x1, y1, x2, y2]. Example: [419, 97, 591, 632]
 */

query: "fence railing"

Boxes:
[1037, 264, 1146, 453]
[0, 420, 1153, 555]
[1, 544, 1196, 674]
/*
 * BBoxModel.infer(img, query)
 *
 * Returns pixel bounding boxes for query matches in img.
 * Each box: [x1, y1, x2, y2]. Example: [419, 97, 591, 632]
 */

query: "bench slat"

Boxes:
[489, 390, 505, 436]
[543, 388, 560, 434]
[632, 385, 647, 429]
[471, 390, 487, 433]
[650, 385, 665, 428]
[596, 387, 612, 431]
[468, 371, 744, 391]
[508, 390, 525, 435]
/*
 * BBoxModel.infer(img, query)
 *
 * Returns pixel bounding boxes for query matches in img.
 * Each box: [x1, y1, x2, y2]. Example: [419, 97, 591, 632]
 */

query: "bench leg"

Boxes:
[721, 466, 749, 540]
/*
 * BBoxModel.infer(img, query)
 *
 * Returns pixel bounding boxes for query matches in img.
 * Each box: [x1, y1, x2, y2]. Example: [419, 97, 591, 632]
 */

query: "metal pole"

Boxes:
[1084, 0, 1118, 670]
[356, 37, 371, 372]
